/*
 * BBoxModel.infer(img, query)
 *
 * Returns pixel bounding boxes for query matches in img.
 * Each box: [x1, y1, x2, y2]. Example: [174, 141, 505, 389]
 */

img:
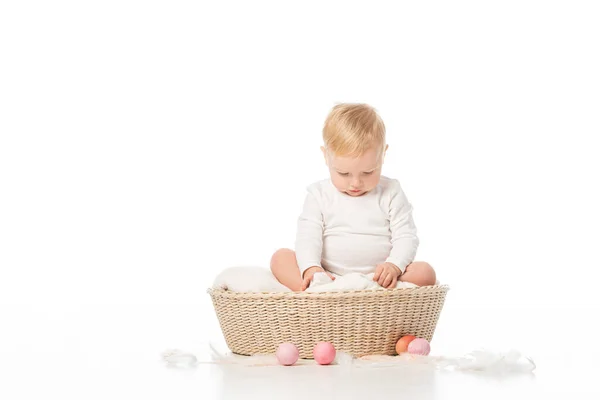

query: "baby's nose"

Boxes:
[351, 177, 362, 187]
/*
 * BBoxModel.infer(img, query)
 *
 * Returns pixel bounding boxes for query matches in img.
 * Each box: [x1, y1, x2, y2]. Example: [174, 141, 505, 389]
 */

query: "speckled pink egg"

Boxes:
[407, 338, 431, 355]
[313, 342, 336, 365]
[276, 343, 299, 366]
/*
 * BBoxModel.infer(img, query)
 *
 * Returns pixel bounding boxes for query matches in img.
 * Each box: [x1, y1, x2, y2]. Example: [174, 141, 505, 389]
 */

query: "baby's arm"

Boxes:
[385, 181, 419, 274]
[295, 189, 325, 279]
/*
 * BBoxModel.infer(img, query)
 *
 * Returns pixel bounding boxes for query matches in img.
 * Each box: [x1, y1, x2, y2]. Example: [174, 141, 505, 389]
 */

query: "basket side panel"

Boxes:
[210, 288, 448, 358]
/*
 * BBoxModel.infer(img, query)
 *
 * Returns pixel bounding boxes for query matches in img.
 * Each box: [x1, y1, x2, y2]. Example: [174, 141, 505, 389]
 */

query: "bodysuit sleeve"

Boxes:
[295, 187, 324, 277]
[385, 180, 419, 274]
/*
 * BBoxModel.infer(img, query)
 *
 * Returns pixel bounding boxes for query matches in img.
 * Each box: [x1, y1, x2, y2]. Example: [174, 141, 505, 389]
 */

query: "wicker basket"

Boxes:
[208, 285, 449, 359]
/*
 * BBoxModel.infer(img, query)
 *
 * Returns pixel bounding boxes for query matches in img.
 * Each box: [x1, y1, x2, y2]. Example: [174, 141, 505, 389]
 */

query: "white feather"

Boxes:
[162, 346, 536, 375]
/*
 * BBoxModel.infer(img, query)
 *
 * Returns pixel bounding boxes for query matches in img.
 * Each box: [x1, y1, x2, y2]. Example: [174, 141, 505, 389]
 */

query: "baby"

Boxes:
[271, 103, 436, 291]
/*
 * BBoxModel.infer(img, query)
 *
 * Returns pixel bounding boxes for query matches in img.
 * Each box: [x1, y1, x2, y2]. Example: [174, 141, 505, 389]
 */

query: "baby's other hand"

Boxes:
[302, 266, 335, 291]
[373, 262, 402, 288]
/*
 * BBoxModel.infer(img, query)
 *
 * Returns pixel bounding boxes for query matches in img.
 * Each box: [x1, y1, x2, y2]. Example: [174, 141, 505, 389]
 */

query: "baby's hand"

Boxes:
[302, 266, 336, 291]
[373, 262, 402, 289]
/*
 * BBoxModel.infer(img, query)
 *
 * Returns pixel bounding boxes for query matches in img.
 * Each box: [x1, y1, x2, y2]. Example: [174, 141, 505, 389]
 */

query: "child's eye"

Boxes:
[337, 172, 349, 176]
[363, 171, 374, 175]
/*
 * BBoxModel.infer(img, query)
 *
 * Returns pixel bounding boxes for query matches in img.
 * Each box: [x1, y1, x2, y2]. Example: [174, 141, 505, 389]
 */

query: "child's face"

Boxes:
[322, 145, 387, 197]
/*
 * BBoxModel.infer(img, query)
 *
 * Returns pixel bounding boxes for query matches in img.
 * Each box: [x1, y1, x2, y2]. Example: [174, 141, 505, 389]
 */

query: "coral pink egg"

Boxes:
[407, 338, 431, 355]
[276, 343, 299, 366]
[313, 342, 336, 365]
[395, 335, 417, 354]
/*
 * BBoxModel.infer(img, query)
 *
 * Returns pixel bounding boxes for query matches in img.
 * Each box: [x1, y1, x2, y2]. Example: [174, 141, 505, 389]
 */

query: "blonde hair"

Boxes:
[322, 103, 386, 157]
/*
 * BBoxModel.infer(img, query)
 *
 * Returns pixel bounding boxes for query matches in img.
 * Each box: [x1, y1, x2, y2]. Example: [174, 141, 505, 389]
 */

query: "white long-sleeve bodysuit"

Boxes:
[295, 176, 419, 277]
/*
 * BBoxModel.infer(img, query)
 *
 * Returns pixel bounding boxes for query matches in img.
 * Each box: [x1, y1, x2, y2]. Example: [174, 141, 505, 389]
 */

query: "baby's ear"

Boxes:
[320, 146, 328, 165]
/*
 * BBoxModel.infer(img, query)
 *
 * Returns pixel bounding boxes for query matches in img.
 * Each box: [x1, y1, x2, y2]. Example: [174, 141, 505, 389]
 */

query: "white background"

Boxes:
[1, 0, 599, 398]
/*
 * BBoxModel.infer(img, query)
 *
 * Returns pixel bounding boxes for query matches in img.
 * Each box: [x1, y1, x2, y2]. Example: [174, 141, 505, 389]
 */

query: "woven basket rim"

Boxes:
[207, 284, 449, 299]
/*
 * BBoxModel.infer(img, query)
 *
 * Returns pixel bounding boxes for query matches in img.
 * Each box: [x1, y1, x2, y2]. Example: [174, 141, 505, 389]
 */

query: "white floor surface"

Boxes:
[2, 300, 599, 399]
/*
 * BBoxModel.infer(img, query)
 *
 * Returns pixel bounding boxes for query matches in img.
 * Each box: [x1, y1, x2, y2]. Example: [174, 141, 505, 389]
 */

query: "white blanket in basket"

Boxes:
[212, 266, 418, 293]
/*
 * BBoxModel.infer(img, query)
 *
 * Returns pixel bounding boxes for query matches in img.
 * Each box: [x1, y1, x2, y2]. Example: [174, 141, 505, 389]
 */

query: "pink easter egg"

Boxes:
[313, 342, 336, 365]
[407, 338, 431, 355]
[276, 343, 299, 366]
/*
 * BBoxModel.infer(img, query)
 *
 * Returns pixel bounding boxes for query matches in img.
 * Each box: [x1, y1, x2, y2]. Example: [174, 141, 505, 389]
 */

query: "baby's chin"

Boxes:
[332, 184, 373, 197]
[344, 189, 369, 197]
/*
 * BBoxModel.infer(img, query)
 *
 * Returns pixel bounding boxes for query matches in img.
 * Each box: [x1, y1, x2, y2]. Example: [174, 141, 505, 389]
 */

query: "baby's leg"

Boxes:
[270, 248, 303, 291]
[399, 261, 437, 286]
